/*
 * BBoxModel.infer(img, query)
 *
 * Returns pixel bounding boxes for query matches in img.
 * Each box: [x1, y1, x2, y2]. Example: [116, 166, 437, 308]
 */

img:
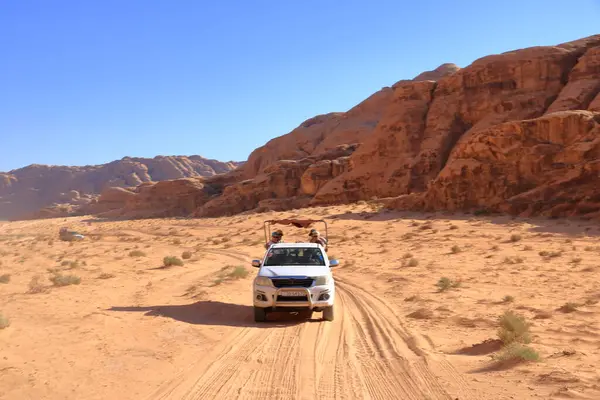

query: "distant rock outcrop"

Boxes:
[0, 156, 243, 220]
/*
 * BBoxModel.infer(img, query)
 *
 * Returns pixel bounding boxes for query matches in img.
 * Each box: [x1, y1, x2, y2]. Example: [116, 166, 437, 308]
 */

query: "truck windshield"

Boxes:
[263, 247, 326, 266]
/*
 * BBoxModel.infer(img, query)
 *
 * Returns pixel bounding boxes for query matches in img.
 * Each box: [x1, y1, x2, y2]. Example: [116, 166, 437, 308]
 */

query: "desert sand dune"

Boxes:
[1, 204, 600, 399]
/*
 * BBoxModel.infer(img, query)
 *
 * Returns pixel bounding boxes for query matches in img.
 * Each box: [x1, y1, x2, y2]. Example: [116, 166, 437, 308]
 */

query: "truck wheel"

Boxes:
[254, 307, 267, 322]
[322, 306, 334, 321]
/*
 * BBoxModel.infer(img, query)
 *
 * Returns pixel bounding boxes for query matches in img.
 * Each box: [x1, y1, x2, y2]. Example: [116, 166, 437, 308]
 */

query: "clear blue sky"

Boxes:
[1, 0, 598, 172]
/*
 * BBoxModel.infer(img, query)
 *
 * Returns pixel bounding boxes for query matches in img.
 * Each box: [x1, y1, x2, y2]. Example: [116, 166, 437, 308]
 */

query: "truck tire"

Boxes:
[254, 307, 267, 322]
[322, 306, 334, 321]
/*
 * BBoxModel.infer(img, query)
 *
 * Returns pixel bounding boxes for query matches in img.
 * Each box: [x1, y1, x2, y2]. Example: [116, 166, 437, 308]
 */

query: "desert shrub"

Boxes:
[0, 313, 9, 329]
[163, 256, 184, 267]
[228, 265, 249, 279]
[436, 277, 460, 292]
[0, 274, 10, 284]
[504, 256, 524, 264]
[494, 342, 540, 362]
[50, 273, 81, 287]
[181, 251, 193, 259]
[510, 234, 522, 242]
[539, 250, 562, 258]
[497, 310, 531, 345]
[407, 258, 419, 267]
[129, 250, 146, 257]
[502, 295, 515, 303]
[28, 275, 45, 293]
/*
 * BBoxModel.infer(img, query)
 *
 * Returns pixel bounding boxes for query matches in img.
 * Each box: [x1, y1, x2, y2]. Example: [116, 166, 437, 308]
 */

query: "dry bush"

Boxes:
[494, 342, 540, 363]
[0, 313, 9, 329]
[129, 250, 147, 257]
[228, 265, 249, 279]
[163, 256, 184, 267]
[50, 273, 81, 287]
[402, 258, 419, 267]
[497, 310, 531, 345]
[436, 277, 460, 292]
[503, 256, 524, 265]
[451, 245, 461, 254]
[0, 273, 10, 284]
[181, 251, 193, 259]
[502, 295, 515, 303]
[510, 234, 522, 242]
[539, 250, 562, 258]
[28, 275, 46, 294]
[211, 265, 249, 286]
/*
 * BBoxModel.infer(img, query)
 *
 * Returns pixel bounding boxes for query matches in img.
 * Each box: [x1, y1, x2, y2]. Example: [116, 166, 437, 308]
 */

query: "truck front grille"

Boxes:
[272, 278, 314, 288]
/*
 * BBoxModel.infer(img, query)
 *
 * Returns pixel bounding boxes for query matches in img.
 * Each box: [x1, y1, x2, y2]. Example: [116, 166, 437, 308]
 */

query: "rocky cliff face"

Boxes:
[0, 156, 243, 220]
[199, 34, 600, 219]
[14, 34, 600, 221]
[247, 34, 599, 218]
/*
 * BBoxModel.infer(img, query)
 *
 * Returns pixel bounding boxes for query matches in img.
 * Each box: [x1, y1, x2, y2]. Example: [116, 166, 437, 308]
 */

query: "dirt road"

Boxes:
[147, 277, 480, 400]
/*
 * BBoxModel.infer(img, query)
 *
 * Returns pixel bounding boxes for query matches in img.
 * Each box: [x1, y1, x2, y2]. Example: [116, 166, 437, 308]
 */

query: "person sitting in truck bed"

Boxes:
[308, 229, 327, 249]
[264, 230, 284, 249]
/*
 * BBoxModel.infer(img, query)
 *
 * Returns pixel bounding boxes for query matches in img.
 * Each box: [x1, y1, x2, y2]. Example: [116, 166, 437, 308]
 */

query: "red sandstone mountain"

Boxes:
[13, 34, 600, 220]
[193, 34, 600, 219]
[0, 156, 242, 220]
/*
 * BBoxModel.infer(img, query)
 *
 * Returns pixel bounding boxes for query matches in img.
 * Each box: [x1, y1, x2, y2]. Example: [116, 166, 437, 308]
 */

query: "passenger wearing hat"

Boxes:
[265, 229, 284, 249]
[308, 229, 327, 249]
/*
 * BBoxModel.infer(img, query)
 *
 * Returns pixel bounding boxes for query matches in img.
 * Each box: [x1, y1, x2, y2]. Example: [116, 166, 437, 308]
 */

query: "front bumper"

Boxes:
[253, 284, 335, 310]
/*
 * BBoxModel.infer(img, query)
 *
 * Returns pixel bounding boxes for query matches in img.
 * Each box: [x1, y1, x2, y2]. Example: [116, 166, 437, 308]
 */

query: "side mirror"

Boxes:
[329, 259, 339, 267]
[251, 259, 261, 268]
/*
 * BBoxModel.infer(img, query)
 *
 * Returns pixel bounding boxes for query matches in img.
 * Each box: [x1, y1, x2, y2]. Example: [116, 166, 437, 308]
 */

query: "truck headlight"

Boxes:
[255, 276, 273, 287]
[314, 275, 330, 286]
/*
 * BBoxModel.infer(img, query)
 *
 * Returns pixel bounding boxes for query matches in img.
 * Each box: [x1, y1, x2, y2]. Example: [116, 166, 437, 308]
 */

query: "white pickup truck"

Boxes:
[251, 242, 339, 322]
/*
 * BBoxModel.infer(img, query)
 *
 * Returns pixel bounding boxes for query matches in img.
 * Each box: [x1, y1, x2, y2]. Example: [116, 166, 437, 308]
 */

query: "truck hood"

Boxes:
[259, 266, 329, 278]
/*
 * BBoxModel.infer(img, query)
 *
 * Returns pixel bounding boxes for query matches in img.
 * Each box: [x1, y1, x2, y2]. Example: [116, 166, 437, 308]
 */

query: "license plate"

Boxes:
[279, 291, 305, 297]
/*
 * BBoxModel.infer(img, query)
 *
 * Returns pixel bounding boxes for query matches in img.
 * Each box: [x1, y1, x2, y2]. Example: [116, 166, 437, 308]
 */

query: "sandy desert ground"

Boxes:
[1, 203, 600, 399]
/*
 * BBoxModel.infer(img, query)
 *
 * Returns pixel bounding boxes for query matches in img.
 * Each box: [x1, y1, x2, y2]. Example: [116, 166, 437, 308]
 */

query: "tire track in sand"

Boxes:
[337, 285, 443, 399]
[147, 327, 266, 399]
[336, 278, 482, 400]
[146, 275, 480, 399]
